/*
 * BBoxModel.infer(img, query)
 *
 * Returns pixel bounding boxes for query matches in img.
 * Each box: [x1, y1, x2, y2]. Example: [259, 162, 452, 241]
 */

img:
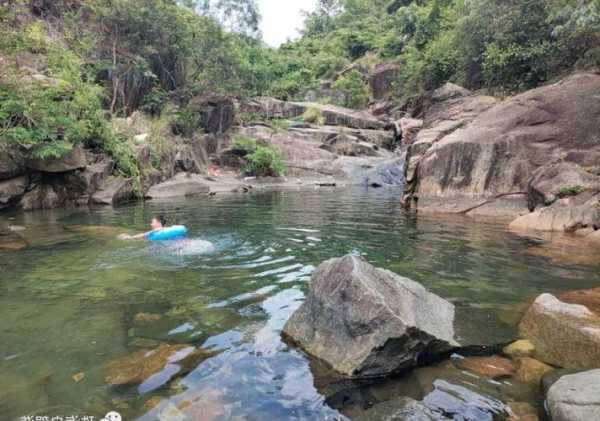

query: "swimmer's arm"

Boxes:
[118, 232, 150, 240]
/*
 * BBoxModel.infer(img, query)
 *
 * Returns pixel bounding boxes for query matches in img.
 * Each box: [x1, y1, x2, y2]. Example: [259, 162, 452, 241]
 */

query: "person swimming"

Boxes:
[118, 214, 214, 254]
[118, 214, 185, 241]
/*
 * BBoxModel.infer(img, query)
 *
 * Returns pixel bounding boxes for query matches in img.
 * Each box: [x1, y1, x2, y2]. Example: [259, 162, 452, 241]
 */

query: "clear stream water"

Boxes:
[1, 187, 598, 420]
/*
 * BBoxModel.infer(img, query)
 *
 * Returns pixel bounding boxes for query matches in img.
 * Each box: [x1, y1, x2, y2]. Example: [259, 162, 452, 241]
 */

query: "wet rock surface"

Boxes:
[283, 255, 456, 377]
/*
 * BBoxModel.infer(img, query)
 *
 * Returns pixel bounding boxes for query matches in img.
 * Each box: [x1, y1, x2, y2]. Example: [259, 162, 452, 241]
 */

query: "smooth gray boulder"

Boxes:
[283, 255, 456, 378]
[547, 369, 600, 421]
[145, 172, 209, 199]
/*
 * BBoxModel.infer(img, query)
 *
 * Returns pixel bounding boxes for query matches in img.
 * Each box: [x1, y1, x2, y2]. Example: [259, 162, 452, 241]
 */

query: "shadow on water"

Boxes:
[0, 187, 598, 420]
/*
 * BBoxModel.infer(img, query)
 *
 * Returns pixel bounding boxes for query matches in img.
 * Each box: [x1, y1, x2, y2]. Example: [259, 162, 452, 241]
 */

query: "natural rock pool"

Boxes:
[1, 187, 599, 420]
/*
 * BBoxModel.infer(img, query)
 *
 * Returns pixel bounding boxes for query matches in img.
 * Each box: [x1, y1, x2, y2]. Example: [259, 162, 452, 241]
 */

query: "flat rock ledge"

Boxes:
[282, 255, 457, 378]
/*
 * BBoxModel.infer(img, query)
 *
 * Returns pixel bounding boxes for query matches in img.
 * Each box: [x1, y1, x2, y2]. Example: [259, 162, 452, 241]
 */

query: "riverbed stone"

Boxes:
[422, 380, 510, 421]
[518, 293, 600, 369]
[507, 401, 539, 421]
[546, 369, 600, 421]
[515, 357, 553, 384]
[104, 343, 216, 386]
[454, 355, 515, 379]
[282, 255, 457, 377]
[145, 172, 209, 199]
[503, 340, 535, 358]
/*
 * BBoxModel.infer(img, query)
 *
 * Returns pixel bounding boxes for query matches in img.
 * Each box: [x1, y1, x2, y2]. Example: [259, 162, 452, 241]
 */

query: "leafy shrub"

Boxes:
[244, 146, 286, 177]
[332, 70, 369, 109]
[140, 88, 168, 117]
[302, 107, 326, 125]
[171, 108, 198, 137]
[557, 186, 585, 199]
[232, 135, 260, 153]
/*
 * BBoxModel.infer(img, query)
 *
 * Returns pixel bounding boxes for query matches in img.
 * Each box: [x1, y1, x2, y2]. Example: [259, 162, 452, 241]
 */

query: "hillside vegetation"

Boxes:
[0, 0, 599, 172]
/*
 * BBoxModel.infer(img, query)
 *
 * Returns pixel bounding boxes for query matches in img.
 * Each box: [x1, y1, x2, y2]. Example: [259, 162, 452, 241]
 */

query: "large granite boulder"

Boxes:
[282, 255, 456, 378]
[546, 369, 600, 421]
[242, 97, 386, 130]
[91, 176, 135, 206]
[0, 175, 29, 210]
[404, 83, 497, 187]
[527, 162, 600, 211]
[146, 172, 209, 200]
[26, 146, 87, 173]
[407, 73, 600, 221]
[519, 293, 600, 369]
[0, 147, 25, 180]
[509, 191, 600, 232]
[369, 62, 400, 100]
[188, 94, 235, 134]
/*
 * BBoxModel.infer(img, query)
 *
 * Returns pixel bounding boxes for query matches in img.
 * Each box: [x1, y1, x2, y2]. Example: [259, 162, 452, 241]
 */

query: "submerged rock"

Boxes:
[546, 369, 600, 421]
[503, 339, 535, 358]
[422, 380, 510, 421]
[104, 343, 216, 387]
[283, 255, 456, 378]
[519, 293, 600, 369]
[514, 357, 553, 384]
[353, 396, 439, 421]
[454, 355, 515, 379]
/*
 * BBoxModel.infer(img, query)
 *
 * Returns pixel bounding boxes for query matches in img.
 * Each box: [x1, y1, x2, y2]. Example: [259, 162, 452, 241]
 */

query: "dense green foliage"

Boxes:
[271, 0, 600, 100]
[1, 0, 599, 176]
[0, 0, 268, 171]
[232, 135, 286, 177]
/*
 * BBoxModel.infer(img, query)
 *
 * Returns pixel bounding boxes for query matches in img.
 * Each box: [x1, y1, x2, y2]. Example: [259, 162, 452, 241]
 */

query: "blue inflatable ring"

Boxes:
[146, 225, 188, 241]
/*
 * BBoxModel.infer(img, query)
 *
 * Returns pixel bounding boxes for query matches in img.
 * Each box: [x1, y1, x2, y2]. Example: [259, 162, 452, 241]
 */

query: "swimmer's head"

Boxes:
[151, 214, 166, 230]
